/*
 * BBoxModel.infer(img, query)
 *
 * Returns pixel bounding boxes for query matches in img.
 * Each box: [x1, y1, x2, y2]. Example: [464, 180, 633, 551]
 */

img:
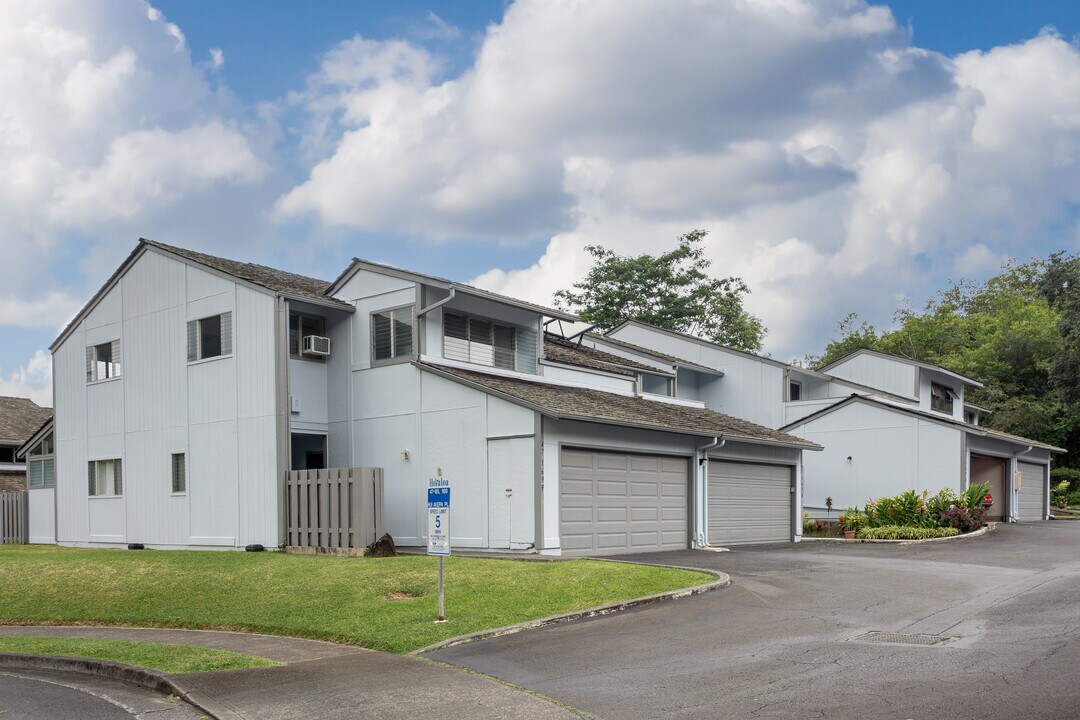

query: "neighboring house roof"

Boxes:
[818, 348, 984, 388]
[328, 258, 578, 322]
[53, 239, 351, 351]
[16, 416, 53, 460]
[0, 471, 26, 492]
[0, 397, 53, 446]
[543, 335, 672, 378]
[418, 362, 822, 450]
[585, 333, 723, 375]
[608, 319, 794, 369]
[781, 394, 1065, 453]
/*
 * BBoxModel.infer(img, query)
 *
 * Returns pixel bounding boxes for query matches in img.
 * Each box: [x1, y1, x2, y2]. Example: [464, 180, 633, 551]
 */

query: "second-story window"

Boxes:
[187, 312, 233, 362]
[443, 312, 536, 373]
[930, 382, 954, 414]
[289, 313, 326, 360]
[371, 307, 414, 362]
[789, 380, 802, 401]
[86, 340, 121, 382]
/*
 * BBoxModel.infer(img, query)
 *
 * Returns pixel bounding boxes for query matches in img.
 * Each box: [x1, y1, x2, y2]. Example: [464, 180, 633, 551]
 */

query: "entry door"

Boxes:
[708, 461, 792, 546]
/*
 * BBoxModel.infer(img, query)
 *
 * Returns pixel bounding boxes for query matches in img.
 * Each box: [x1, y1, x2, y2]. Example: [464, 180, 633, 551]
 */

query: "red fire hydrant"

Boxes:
[983, 493, 994, 511]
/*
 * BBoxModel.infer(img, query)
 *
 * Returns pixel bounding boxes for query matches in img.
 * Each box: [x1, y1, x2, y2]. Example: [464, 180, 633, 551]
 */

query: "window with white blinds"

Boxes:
[28, 458, 55, 488]
[371, 307, 414, 362]
[86, 340, 121, 382]
[443, 312, 537, 373]
[88, 458, 122, 496]
[187, 312, 233, 362]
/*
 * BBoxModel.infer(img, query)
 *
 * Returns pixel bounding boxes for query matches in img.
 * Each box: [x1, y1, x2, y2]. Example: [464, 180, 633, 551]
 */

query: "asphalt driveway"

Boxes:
[429, 522, 1080, 720]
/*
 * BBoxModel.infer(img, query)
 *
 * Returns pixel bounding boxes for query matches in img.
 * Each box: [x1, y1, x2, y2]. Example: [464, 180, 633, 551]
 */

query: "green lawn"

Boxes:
[0, 546, 712, 653]
[0, 636, 278, 674]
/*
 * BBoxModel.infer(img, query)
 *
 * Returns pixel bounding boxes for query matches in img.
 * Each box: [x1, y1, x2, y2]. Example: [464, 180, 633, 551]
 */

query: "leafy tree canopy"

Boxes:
[808, 256, 1079, 463]
[554, 230, 767, 351]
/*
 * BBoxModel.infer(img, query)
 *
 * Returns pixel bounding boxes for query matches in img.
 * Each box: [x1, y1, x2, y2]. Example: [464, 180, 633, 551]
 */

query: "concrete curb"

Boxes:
[0, 653, 238, 720]
[800, 522, 996, 545]
[411, 566, 729, 656]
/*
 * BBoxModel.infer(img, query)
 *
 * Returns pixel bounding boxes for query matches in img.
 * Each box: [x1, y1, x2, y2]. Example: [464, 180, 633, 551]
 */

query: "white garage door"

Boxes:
[560, 449, 688, 556]
[1017, 461, 1046, 521]
[708, 461, 792, 546]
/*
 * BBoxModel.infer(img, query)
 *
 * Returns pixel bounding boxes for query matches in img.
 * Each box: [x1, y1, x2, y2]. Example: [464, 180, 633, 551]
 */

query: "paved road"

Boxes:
[0, 669, 205, 719]
[430, 522, 1080, 720]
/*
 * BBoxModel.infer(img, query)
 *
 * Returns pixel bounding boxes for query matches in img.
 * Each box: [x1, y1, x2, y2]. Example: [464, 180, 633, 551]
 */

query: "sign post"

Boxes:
[427, 470, 451, 621]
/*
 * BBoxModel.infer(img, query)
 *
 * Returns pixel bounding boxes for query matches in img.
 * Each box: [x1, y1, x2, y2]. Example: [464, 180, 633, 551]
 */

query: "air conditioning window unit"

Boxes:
[303, 335, 331, 357]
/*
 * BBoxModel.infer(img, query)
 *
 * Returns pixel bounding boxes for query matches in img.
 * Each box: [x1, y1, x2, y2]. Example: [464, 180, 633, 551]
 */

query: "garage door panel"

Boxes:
[708, 461, 791, 546]
[1018, 462, 1045, 521]
[560, 449, 688, 556]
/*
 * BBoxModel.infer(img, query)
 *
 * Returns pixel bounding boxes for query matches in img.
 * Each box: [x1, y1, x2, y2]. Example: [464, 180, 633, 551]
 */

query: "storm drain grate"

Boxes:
[850, 631, 955, 646]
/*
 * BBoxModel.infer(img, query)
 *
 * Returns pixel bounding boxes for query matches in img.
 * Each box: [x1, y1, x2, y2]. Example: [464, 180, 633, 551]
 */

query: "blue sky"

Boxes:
[3, 0, 1080, 404]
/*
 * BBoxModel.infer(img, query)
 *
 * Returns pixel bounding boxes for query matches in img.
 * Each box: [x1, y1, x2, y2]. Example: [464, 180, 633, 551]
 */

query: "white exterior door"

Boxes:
[559, 448, 688, 556]
[708, 461, 792, 545]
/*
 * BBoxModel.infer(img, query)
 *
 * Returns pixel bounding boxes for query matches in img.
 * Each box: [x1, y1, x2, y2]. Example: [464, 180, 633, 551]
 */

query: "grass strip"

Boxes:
[0, 636, 279, 674]
[0, 546, 713, 654]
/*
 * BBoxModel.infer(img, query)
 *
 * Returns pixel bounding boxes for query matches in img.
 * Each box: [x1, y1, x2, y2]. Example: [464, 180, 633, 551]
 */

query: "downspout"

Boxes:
[417, 287, 455, 317]
[695, 435, 723, 548]
[1009, 445, 1034, 522]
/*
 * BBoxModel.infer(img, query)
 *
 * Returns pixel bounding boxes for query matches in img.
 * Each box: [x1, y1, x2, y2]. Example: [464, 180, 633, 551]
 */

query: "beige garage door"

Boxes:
[708, 461, 792, 545]
[1017, 461, 1046, 521]
[560, 449, 688, 556]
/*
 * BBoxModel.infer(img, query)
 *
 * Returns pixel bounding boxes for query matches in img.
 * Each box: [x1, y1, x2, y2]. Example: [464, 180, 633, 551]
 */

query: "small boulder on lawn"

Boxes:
[367, 533, 397, 557]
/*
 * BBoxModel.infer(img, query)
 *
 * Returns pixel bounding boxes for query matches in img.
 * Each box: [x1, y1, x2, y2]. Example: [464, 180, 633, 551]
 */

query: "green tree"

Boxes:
[1039, 252, 1080, 404]
[804, 313, 879, 368]
[554, 230, 767, 351]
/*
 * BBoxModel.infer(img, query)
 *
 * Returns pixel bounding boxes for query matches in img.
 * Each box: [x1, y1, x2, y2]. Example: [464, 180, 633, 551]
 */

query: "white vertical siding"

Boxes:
[52, 248, 281, 548]
[825, 353, 918, 399]
[28, 488, 56, 543]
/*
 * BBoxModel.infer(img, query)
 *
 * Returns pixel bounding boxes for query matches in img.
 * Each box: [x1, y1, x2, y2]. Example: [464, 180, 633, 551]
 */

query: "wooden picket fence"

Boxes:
[0, 491, 28, 544]
[285, 467, 383, 549]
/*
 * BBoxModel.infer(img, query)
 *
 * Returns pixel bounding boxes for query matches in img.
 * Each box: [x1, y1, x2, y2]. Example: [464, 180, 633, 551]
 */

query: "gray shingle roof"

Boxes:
[143, 240, 350, 307]
[585, 332, 720, 373]
[543, 336, 669, 377]
[783, 395, 1065, 453]
[420, 362, 821, 449]
[0, 397, 53, 446]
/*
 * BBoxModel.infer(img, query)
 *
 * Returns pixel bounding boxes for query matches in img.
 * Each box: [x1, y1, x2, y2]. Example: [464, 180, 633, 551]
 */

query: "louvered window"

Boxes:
[171, 453, 186, 494]
[187, 312, 232, 362]
[28, 458, 55, 488]
[88, 458, 123, 496]
[443, 312, 537, 373]
[930, 382, 955, 414]
[371, 307, 414, 362]
[86, 340, 121, 382]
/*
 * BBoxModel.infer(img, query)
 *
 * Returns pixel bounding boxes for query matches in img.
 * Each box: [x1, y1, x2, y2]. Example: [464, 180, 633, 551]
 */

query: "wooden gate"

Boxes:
[0, 491, 28, 544]
[285, 468, 383, 549]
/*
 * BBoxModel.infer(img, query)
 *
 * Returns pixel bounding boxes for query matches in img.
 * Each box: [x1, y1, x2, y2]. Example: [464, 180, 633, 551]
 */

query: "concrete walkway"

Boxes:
[0, 626, 582, 719]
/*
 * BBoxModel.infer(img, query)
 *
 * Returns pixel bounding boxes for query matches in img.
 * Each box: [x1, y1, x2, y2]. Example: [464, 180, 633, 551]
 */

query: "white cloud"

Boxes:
[0, 293, 82, 329]
[209, 47, 224, 69]
[0, 351, 53, 407]
[278, 0, 1080, 358]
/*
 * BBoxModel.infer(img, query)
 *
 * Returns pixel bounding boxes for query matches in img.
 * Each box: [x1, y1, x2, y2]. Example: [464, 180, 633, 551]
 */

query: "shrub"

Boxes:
[1052, 467, 1080, 494]
[926, 488, 957, 518]
[1051, 480, 1071, 507]
[864, 490, 938, 528]
[855, 526, 959, 540]
[938, 505, 986, 533]
[1070, 489, 1080, 507]
[841, 507, 866, 532]
[959, 482, 991, 512]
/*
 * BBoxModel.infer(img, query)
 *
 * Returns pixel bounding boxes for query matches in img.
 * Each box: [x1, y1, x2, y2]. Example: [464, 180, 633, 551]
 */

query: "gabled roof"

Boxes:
[781, 394, 1064, 453]
[418, 362, 821, 451]
[818, 348, 984, 388]
[0, 397, 53, 446]
[543, 335, 673, 378]
[53, 239, 351, 351]
[608, 319, 792, 369]
[16, 416, 53, 460]
[327, 258, 579, 322]
[585, 332, 723, 375]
